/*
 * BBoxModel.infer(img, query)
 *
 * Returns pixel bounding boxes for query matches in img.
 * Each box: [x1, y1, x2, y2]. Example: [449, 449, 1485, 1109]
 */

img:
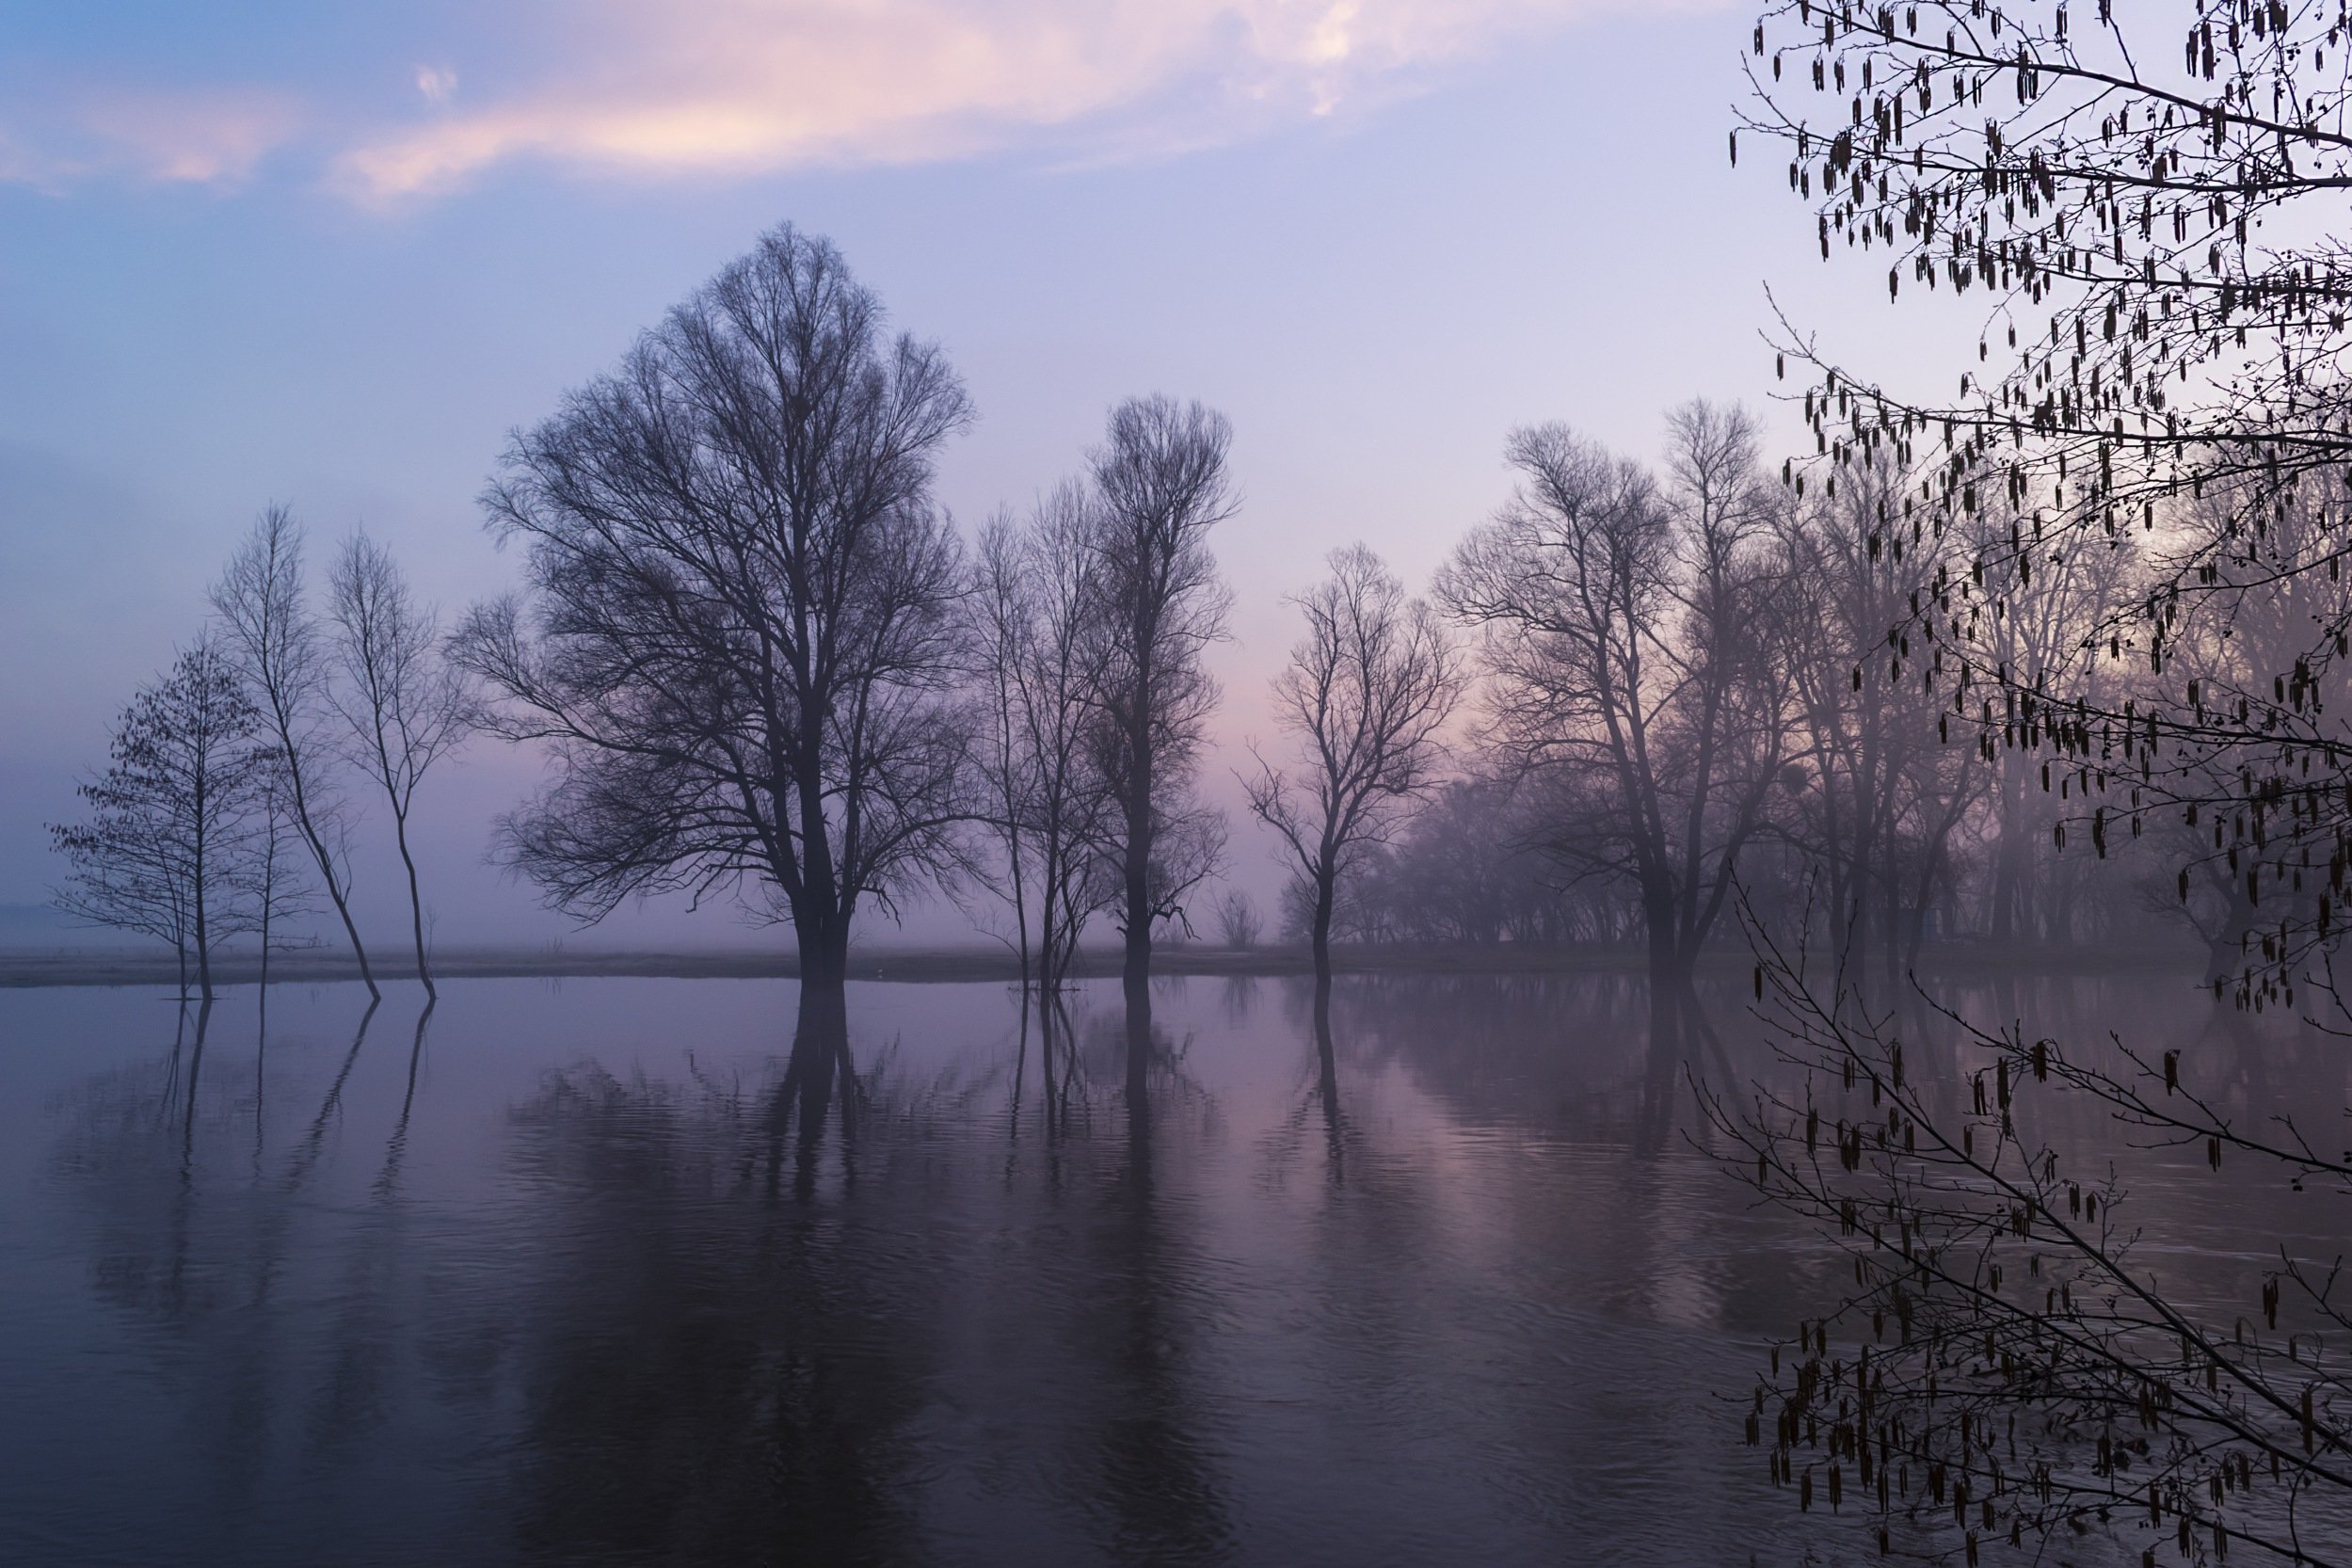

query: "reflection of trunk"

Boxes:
[1637, 971, 1688, 1159]
[1123, 972, 1153, 1127]
[181, 1000, 215, 1184]
[1312, 980, 1342, 1179]
[287, 997, 378, 1190]
[376, 1000, 434, 1198]
[769, 998, 854, 1199]
[794, 912, 853, 1035]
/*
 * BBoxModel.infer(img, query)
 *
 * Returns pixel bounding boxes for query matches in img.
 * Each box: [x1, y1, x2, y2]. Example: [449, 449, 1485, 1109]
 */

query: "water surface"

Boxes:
[0, 971, 2334, 1565]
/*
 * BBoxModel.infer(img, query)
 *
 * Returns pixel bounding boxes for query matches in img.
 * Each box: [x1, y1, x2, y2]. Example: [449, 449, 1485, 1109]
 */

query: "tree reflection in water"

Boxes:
[17, 972, 2307, 1564]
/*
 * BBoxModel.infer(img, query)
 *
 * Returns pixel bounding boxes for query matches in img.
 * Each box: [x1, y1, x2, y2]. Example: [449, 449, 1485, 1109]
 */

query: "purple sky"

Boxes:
[0, 0, 1976, 950]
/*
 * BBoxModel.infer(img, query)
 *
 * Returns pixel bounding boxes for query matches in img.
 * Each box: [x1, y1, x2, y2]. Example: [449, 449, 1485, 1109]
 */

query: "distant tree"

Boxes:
[1214, 888, 1261, 951]
[1439, 405, 1788, 1047]
[1742, 0, 2352, 1004]
[457, 224, 974, 1031]
[327, 534, 472, 999]
[210, 506, 378, 999]
[51, 636, 270, 1000]
[1084, 395, 1238, 994]
[1243, 545, 1463, 985]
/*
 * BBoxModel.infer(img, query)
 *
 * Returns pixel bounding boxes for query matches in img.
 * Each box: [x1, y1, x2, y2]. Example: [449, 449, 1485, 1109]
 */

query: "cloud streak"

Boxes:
[333, 0, 1648, 200]
[1, 1, 1697, 202]
[0, 85, 303, 191]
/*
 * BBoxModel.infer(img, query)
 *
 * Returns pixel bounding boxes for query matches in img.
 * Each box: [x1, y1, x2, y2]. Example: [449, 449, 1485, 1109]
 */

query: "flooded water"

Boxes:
[0, 971, 2340, 1566]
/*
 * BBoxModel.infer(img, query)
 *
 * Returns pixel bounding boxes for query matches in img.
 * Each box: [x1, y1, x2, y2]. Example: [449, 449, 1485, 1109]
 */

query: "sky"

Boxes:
[0, 0, 1971, 952]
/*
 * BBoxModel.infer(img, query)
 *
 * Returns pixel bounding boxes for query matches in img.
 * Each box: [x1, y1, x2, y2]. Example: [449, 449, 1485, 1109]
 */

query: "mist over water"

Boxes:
[0, 971, 2333, 1566]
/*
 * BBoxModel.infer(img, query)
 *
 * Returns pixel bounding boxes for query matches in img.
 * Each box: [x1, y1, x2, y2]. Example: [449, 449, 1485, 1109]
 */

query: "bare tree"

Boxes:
[1243, 544, 1462, 985]
[1439, 408, 1788, 1048]
[1709, 921, 2352, 1568]
[50, 635, 270, 1000]
[965, 485, 1119, 994]
[210, 506, 378, 999]
[456, 223, 973, 1031]
[328, 534, 472, 999]
[1084, 395, 1238, 995]
[966, 510, 1040, 983]
[1214, 887, 1261, 951]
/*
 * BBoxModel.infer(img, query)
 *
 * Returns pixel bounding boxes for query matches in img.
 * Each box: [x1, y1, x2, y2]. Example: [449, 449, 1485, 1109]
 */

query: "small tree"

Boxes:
[1243, 545, 1462, 985]
[51, 636, 271, 1000]
[966, 486, 1120, 994]
[211, 505, 378, 999]
[1213, 887, 1261, 951]
[328, 534, 472, 998]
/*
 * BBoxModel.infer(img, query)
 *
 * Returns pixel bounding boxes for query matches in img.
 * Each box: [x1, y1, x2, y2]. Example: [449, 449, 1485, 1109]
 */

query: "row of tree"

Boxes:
[53, 513, 469, 999]
[56, 221, 2298, 1030]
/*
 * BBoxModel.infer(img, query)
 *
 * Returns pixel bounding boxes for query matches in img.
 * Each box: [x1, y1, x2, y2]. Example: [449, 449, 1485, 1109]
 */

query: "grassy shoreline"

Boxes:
[0, 938, 2205, 991]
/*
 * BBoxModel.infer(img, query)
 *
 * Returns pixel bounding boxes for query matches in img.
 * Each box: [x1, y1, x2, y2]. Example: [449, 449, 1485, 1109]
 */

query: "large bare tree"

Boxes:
[1243, 544, 1462, 986]
[328, 534, 472, 999]
[1084, 395, 1237, 995]
[456, 223, 974, 1029]
[51, 635, 270, 1000]
[210, 506, 378, 999]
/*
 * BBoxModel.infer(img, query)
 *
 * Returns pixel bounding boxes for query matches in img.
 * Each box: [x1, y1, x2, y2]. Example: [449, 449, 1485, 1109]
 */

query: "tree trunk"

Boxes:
[286, 772, 378, 1000]
[1122, 744, 1154, 991]
[392, 808, 433, 997]
[1310, 863, 1336, 988]
[795, 916, 852, 1039]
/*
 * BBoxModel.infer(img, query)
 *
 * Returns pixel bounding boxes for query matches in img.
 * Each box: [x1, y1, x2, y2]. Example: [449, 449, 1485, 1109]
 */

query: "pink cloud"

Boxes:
[332, 0, 1679, 200]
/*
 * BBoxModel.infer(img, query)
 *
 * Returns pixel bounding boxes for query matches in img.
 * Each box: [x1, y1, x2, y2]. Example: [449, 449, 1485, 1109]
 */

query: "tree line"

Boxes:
[52, 219, 2269, 1026]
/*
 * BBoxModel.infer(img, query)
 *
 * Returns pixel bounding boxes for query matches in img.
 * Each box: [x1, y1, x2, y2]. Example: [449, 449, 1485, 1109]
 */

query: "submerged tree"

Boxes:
[51, 636, 270, 1000]
[210, 506, 377, 999]
[328, 534, 472, 998]
[1243, 544, 1462, 986]
[457, 223, 974, 1029]
[1084, 395, 1238, 995]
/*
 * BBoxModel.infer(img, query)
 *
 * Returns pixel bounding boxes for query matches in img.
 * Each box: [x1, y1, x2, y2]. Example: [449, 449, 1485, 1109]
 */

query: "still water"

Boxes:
[0, 972, 2336, 1566]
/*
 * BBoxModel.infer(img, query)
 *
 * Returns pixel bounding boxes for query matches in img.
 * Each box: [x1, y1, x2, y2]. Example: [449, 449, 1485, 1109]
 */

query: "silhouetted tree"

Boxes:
[1084, 396, 1237, 995]
[1243, 544, 1462, 984]
[1745, 0, 2352, 1003]
[965, 486, 1118, 993]
[1719, 4, 2352, 1558]
[457, 224, 974, 1029]
[51, 636, 271, 1000]
[210, 506, 377, 998]
[1213, 887, 1260, 951]
[1440, 406, 1788, 1042]
[328, 534, 472, 998]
